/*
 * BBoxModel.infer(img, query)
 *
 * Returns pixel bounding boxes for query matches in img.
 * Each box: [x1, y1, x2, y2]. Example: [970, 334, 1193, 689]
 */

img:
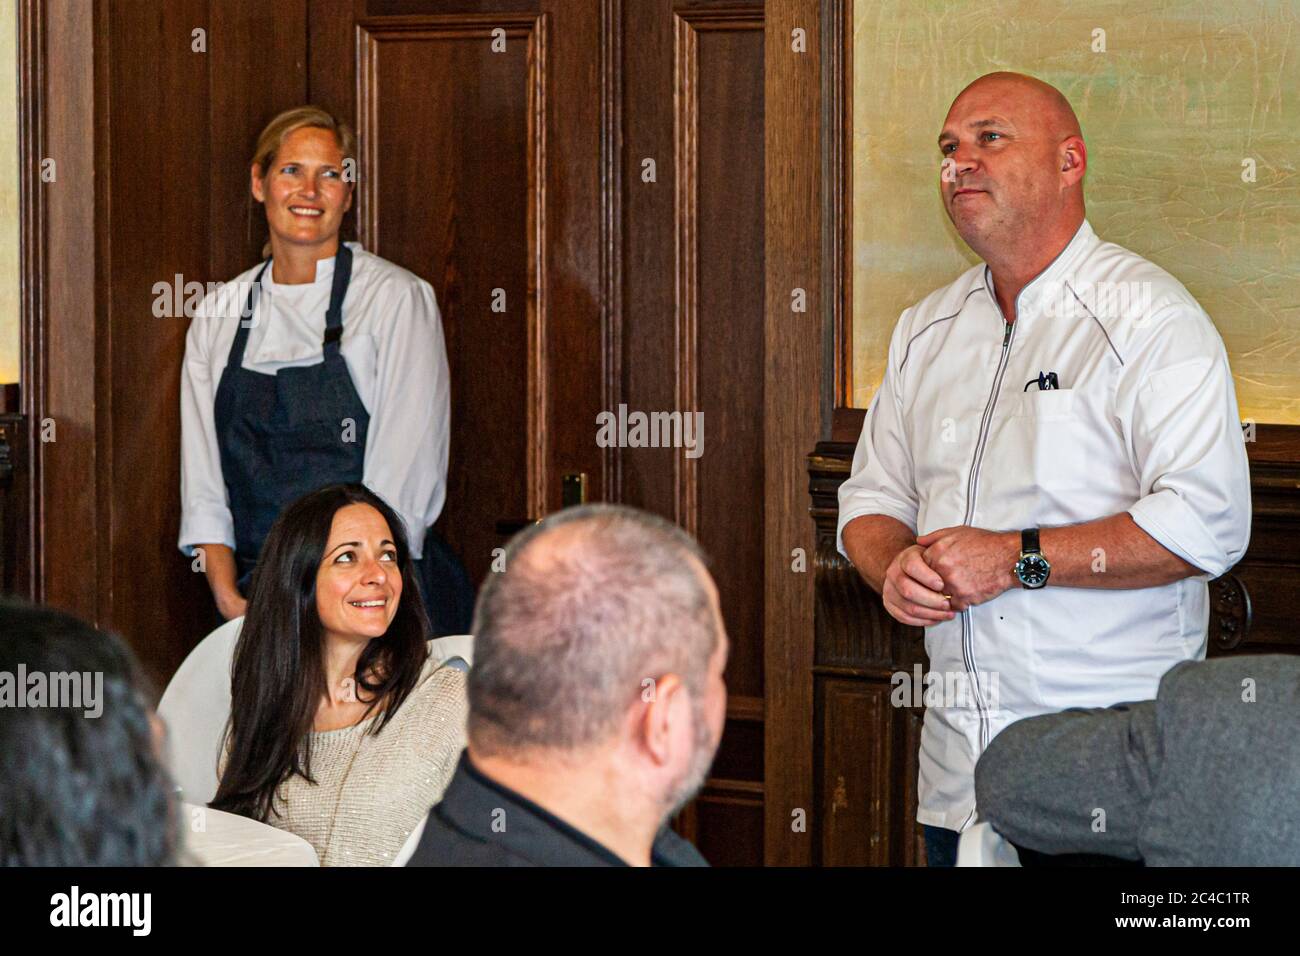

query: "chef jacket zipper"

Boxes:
[959, 313, 1017, 773]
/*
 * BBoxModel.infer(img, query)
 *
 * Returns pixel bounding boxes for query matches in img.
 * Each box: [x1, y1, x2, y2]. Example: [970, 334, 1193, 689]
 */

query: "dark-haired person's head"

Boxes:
[468, 504, 728, 843]
[211, 483, 430, 821]
[0, 599, 178, 866]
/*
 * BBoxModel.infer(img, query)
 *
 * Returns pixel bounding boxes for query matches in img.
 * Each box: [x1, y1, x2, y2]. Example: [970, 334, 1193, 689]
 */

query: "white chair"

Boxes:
[156, 617, 244, 805]
[391, 812, 430, 866]
[428, 633, 474, 668]
[180, 802, 320, 867]
[157, 621, 474, 806]
[956, 821, 1022, 866]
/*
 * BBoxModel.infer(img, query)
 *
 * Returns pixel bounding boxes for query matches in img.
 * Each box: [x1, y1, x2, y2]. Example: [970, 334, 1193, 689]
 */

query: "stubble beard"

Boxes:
[662, 696, 721, 822]
[948, 193, 1010, 263]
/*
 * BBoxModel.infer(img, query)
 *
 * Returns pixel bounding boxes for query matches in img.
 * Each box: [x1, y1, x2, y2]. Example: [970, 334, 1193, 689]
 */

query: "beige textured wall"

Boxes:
[0, 0, 17, 385]
[852, 0, 1299, 423]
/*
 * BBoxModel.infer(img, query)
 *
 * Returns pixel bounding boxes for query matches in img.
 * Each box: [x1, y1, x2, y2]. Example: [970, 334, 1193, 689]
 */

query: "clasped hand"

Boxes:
[880, 526, 1017, 627]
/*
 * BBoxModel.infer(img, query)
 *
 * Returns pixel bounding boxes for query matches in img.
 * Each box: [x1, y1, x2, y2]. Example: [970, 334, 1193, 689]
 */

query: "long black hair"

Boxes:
[210, 483, 430, 822]
[0, 598, 180, 865]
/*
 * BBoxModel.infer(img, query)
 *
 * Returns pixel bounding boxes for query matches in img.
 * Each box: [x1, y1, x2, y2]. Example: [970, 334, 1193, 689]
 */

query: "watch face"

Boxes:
[1016, 555, 1050, 588]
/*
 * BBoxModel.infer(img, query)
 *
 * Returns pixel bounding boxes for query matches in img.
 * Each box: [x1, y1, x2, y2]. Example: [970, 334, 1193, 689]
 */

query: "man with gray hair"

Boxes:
[408, 504, 727, 866]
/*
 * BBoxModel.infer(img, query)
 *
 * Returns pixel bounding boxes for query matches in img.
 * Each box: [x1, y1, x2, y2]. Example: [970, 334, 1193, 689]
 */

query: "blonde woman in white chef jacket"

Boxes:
[179, 106, 472, 635]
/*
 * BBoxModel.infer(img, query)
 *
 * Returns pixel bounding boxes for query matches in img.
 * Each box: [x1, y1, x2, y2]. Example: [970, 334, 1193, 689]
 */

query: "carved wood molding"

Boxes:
[809, 442, 926, 670]
[1209, 572, 1252, 652]
[0, 414, 28, 596]
[673, 12, 698, 535]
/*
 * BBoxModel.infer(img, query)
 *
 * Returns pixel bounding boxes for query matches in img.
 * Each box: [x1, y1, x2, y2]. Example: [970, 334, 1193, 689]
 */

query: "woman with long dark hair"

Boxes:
[210, 483, 467, 866]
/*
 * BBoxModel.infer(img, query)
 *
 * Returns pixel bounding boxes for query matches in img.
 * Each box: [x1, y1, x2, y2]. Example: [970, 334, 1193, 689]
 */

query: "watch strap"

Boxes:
[1021, 527, 1041, 555]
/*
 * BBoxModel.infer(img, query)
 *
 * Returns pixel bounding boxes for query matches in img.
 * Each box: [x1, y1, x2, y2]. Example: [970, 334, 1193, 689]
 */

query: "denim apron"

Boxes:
[214, 244, 368, 593]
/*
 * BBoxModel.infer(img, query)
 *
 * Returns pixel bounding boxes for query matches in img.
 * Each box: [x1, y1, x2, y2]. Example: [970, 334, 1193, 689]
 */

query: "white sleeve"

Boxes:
[178, 302, 236, 556]
[836, 313, 919, 557]
[1119, 305, 1252, 578]
[361, 278, 450, 557]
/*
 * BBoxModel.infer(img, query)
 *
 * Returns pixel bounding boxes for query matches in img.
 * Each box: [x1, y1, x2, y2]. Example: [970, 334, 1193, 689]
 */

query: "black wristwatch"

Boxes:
[1013, 528, 1051, 589]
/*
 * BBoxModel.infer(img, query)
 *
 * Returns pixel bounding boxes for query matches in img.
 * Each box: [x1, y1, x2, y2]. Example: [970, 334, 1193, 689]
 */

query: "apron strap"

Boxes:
[226, 259, 272, 371]
[223, 243, 354, 370]
[322, 243, 353, 358]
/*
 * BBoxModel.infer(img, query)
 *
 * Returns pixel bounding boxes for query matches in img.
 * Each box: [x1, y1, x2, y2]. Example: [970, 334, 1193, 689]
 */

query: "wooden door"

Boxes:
[311, 0, 607, 588]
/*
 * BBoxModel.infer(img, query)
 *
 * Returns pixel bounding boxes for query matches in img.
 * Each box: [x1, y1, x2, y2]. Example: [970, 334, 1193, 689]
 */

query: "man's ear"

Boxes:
[639, 672, 687, 767]
[1060, 136, 1087, 186]
[250, 163, 266, 203]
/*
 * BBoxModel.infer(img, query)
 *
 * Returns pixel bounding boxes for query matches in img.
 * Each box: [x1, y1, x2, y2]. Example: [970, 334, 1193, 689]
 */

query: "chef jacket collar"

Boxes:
[262, 241, 360, 291]
[981, 218, 1097, 325]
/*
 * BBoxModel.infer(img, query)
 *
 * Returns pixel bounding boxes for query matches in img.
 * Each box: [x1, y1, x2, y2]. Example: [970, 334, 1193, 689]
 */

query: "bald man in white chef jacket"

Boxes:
[837, 73, 1252, 866]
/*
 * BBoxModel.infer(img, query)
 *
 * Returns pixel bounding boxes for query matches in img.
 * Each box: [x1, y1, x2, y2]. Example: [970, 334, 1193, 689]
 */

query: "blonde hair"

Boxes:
[250, 106, 357, 259]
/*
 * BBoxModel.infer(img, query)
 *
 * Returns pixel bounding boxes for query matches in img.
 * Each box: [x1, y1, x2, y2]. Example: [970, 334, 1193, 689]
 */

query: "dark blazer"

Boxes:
[407, 751, 710, 867]
[974, 654, 1300, 865]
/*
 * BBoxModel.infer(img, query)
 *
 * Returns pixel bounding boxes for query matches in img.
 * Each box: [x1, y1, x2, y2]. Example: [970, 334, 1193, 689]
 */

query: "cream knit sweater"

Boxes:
[263, 655, 468, 866]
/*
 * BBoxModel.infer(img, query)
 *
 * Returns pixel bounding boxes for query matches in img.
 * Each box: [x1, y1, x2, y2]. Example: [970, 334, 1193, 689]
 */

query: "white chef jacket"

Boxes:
[179, 242, 450, 558]
[836, 220, 1252, 832]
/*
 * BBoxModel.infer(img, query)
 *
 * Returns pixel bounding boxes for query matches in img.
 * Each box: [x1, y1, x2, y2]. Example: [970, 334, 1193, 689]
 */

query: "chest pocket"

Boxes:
[1013, 387, 1075, 422]
[986, 388, 1091, 517]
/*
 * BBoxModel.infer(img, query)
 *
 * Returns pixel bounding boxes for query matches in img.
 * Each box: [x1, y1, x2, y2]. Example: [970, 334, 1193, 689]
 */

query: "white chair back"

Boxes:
[956, 821, 1022, 866]
[428, 633, 474, 668]
[392, 812, 430, 866]
[156, 617, 243, 805]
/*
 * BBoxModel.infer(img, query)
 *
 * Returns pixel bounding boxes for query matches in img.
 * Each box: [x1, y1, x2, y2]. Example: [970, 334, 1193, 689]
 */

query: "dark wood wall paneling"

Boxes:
[106, 0, 306, 686]
[807, 422, 928, 867]
[24, 0, 777, 864]
[29, 0, 101, 629]
[0, 407, 29, 596]
[761, 0, 822, 867]
[684, 8, 767, 865]
[20, 1, 319, 688]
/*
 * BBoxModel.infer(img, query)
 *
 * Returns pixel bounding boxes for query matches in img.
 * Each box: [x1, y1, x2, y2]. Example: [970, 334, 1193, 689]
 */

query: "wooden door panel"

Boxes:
[689, 14, 765, 699]
[355, 15, 539, 586]
[314, 1, 606, 587]
[621, 1, 766, 863]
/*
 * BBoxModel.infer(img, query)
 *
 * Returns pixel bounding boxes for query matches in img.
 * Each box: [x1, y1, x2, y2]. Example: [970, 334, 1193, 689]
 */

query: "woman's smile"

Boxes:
[315, 503, 404, 641]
